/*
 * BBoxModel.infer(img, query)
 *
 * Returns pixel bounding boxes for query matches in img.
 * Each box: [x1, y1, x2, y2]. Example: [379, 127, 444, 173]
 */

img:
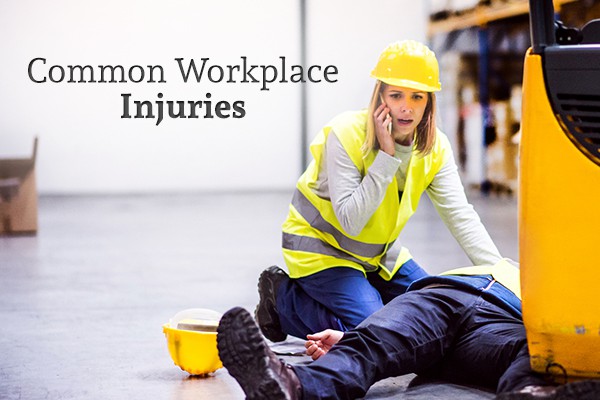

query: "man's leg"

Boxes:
[432, 295, 547, 392]
[293, 288, 479, 399]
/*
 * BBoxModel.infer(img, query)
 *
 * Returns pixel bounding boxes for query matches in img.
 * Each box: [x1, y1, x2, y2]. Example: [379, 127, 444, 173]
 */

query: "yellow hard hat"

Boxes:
[370, 40, 441, 92]
[163, 308, 223, 375]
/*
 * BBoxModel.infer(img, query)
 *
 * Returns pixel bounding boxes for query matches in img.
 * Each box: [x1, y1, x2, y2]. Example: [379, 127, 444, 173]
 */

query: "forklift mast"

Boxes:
[520, 0, 600, 380]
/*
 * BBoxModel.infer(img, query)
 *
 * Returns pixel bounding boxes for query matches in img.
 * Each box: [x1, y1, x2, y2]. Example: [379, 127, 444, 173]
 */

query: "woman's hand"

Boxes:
[374, 102, 395, 156]
[304, 329, 344, 361]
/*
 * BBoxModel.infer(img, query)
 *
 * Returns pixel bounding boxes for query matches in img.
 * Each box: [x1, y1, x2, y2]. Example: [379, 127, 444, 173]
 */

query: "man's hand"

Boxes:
[304, 329, 344, 361]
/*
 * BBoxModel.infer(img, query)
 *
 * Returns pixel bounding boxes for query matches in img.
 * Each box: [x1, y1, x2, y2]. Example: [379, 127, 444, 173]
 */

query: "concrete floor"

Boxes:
[0, 190, 518, 399]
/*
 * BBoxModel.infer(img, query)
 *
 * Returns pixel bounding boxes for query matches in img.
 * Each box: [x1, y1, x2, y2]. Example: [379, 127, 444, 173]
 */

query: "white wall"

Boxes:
[0, 0, 427, 194]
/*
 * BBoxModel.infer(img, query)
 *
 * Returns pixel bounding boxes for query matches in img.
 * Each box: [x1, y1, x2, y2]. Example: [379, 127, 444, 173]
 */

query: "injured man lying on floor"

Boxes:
[216, 259, 600, 400]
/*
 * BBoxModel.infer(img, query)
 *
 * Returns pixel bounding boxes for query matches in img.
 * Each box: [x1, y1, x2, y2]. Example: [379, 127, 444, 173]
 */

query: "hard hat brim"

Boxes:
[373, 76, 441, 92]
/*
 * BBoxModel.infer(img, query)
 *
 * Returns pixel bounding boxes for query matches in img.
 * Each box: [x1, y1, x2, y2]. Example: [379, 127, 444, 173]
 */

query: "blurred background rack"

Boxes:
[427, 0, 600, 195]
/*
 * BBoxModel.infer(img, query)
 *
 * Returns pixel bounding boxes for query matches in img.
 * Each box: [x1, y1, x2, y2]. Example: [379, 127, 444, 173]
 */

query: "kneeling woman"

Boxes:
[256, 40, 503, 342]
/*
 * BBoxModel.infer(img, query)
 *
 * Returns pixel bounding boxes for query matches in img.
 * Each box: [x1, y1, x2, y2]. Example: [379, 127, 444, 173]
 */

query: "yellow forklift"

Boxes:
[520, 0, 600, 381]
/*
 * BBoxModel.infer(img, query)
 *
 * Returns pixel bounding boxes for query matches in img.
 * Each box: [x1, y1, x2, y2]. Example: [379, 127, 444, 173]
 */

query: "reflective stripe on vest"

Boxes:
[290, 189, 387, 258]
[282, 232, 379, 272]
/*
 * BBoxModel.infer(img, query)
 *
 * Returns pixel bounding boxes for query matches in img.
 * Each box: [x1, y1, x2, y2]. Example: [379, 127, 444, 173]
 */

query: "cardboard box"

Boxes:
[0, 138, 38, 235]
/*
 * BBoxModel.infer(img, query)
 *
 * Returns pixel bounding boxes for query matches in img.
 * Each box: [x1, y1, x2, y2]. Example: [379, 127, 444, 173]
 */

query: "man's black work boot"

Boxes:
[254, 266, 288, 342]
[217, 307, 302, 400]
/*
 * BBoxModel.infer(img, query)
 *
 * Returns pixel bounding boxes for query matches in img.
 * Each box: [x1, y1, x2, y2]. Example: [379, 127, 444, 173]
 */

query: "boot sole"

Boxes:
[255, 267, 287, 342]
[217, 307, 289, 400]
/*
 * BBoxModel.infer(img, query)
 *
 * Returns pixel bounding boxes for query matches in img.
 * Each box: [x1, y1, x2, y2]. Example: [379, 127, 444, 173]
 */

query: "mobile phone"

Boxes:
[379, 94, 392, 134]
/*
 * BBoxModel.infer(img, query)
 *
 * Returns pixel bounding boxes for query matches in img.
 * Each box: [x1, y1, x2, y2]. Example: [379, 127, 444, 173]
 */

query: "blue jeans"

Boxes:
[293, 282, 547, 399]
[276, 259, 428, 339]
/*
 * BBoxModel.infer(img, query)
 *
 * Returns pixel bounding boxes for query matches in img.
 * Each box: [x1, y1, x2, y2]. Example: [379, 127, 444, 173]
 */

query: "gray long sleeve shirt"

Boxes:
[313, 131, 502, 271]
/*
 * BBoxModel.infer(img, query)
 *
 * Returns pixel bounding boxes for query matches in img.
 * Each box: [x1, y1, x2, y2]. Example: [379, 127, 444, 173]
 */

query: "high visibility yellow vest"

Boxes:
[282, 109, 451, 280]
[441, 258, 522, 299]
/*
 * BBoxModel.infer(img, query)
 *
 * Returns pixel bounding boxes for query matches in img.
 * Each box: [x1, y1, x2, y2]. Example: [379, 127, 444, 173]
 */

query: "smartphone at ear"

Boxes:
[379, 94, 392, 134]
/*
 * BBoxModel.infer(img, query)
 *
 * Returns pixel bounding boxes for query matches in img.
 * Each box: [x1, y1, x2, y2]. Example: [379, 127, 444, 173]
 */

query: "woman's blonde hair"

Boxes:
[362, 81, 437, 157]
